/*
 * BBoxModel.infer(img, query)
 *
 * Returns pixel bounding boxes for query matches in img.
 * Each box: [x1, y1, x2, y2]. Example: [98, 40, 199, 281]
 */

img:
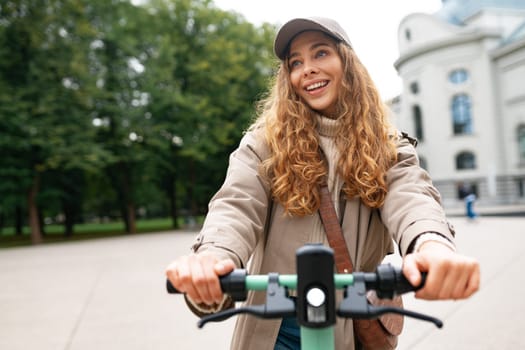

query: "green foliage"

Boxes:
[0, 0, 277, 239]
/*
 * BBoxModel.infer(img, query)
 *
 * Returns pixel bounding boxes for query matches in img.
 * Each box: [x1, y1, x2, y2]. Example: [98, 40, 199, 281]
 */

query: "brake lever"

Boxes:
[198, 272, 296, 328]
[198, 305, 266, 328]
[337, 273, 443, 328]
[367, 304, 443, 328]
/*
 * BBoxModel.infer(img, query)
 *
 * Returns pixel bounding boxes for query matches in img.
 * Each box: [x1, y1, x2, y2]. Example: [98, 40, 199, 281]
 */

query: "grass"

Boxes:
[0, 217, 201, 248]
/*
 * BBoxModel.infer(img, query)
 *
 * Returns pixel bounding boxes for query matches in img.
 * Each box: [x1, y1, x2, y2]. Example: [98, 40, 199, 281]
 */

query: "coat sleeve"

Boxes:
[381, 133, 455, 256]
[191, 130, 271, 268]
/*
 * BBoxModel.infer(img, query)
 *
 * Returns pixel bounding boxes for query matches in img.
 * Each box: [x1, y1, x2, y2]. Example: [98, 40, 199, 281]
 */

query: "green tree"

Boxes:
[0, 0, 277, 241]
[0, 0, 106, 242]
[85, 0, 156, 233]
[142, 0, 276, 226]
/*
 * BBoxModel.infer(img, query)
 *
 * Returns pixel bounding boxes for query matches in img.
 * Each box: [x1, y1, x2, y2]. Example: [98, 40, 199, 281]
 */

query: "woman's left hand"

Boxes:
[402, 241, 480, 300]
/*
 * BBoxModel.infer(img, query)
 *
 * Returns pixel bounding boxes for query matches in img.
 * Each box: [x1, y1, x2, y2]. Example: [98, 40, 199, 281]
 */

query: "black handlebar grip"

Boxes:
[218, 269, 248, 301]
[374, 264, 427, 298]
[394, 268, 427, 295]
[165, 269, 248, 300]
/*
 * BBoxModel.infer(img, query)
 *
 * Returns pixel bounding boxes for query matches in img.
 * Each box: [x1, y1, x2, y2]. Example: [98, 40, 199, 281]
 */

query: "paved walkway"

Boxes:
[1, 216, 524, 349]
[444, 203, 525, 217]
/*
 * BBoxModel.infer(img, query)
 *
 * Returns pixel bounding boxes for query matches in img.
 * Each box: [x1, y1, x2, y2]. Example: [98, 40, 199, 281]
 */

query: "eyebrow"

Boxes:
[288, 41, 332, 60]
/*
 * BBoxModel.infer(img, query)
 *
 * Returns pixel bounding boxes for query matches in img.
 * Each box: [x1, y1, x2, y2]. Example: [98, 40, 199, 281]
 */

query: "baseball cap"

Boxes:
[274, 17, 352, 60]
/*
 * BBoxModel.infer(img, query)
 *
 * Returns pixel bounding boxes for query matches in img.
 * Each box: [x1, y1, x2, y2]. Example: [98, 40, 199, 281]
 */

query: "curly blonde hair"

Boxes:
[252, 42, 397, 217]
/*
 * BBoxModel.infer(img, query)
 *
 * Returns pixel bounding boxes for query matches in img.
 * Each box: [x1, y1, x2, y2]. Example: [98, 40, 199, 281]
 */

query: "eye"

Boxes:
[315, 49, 328, 59]
[289, 58, 302, 70]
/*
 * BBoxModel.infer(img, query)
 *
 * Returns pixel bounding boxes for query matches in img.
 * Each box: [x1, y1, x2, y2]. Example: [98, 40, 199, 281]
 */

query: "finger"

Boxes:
[165, 261, 178, 284]
[165, 257, 202, 302]
[199, 255, 225, 304]
[214, 259, 236, 275]
[460, 261, 480, 298]
[165, 261, 183, 290]
[176, 256, 203, 303]
[436, 262, 462, 299]
[438, 258, 480, 299]
[402, 254, 424, 287]
[465, 264, 480, 298]
[414, 260, 447, 300]
[205, 259, 235, 303]
[449, 267, 472, 299]
[188, 254, 215, 305]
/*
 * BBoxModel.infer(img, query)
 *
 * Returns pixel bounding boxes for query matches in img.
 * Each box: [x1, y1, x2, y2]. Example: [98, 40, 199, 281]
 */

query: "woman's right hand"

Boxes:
[165, 253, 236, 305]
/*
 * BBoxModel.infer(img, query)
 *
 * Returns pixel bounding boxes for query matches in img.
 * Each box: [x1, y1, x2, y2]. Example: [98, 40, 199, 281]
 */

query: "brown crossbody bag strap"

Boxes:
[318, 183, 403, 350]
[318, 184, 353, 273]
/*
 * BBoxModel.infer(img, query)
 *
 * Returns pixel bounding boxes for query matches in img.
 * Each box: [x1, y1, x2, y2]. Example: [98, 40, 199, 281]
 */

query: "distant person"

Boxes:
[465, 192, 478, 219]
[166, 17, 480, 349]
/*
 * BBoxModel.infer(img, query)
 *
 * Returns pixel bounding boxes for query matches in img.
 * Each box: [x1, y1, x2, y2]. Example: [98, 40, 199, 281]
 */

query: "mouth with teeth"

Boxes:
[305, 80, 328, 91]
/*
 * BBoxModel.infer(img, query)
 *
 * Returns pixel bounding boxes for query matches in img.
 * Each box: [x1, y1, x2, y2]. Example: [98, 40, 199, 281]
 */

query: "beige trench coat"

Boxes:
[191, 129, 455, 350]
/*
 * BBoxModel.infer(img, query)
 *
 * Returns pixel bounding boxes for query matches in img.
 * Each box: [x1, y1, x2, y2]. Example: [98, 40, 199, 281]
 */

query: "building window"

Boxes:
[456, 151, 476, 170]
[518, 124, 525, 163]
[452, 94, 473, 135]
[449, 69, 469, 84]
[412, 105, 424, 141]
[410, 81, 419, 94]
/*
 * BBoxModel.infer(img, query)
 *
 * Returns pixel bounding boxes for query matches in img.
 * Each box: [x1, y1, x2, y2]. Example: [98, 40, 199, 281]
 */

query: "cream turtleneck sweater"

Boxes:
[309, 114, 345, 246]
[316, 114, 344, 212]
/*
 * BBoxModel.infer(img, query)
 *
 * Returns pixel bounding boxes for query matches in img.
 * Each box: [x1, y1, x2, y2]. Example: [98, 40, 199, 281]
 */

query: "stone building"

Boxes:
[393, 0, 525, 209]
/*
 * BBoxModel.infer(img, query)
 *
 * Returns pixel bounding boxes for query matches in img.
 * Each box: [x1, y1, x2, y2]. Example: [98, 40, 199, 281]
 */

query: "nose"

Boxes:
[302, 60, 319, 77]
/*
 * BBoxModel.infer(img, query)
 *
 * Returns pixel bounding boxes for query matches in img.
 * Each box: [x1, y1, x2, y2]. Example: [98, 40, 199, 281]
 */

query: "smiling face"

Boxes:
[287, 31, 344, 117]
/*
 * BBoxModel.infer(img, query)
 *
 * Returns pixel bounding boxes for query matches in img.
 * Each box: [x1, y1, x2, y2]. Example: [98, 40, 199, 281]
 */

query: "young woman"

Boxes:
[166, 17, 480, 350]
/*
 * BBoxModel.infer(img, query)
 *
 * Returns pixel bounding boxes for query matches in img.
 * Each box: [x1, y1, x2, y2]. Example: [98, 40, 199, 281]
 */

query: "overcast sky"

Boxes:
[213, 0, 443, 100]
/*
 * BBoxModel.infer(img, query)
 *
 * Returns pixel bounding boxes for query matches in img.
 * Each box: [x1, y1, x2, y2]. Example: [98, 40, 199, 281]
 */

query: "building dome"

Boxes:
[436, 0, 525, 25]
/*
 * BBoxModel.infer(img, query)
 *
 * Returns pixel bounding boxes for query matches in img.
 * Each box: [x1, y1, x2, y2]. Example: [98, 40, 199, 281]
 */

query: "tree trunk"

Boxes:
[107, 162, 135, 234]
[127, 201, 136, 234]
[15, 205, 23, 235]
[27, 174, 42, 244]
[120, 204, 130, 233]
[188, 159, 198, 217]
[38, 205, 46, 236]
[167, 173, 179, 229]
[63, 200, 75, 237]
[61, 170, 83, 237]
[120, 163, 136, 234]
